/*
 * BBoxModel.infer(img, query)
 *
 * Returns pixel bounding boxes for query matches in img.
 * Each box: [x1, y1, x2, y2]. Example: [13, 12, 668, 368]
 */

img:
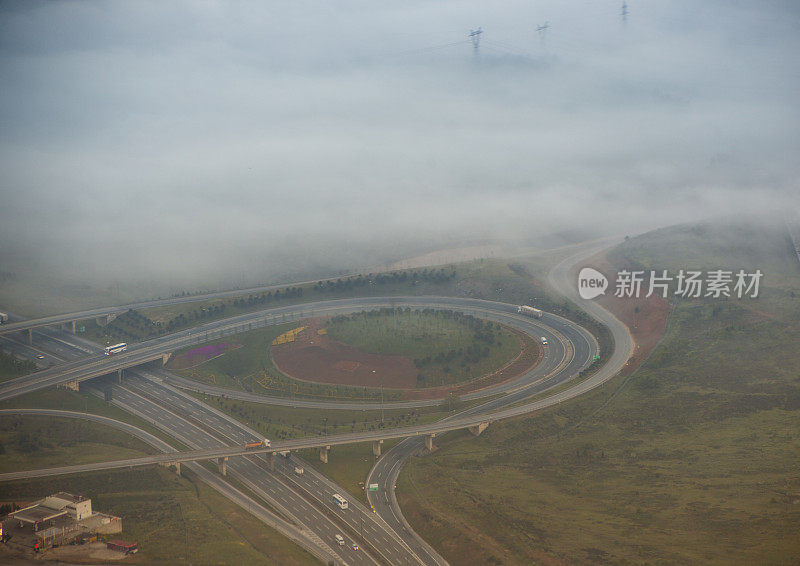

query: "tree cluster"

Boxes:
[313, 267, 456, 293]
[0, 346, 37, 377]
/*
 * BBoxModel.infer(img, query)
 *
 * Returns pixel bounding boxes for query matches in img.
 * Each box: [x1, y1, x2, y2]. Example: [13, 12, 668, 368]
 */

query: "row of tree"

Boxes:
[313, 267, 457, 292]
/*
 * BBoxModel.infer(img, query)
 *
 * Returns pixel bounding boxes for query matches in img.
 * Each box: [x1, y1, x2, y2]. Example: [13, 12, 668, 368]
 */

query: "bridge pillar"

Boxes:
[218, 457, 228, 476]
[265, 452, 275, 470]
[28, 328, 33, 345]
[319, 445, 330, 464]
[372, 440, 383, 458]
[117, 368, 123, 383]
[162, 352, 172, 366]
[425, 434, 435, 452]
[70, 320, 76, 334]
[469, 422, 489, 436]
[160, 461, 181, 476]
[96, 313, 117, 327]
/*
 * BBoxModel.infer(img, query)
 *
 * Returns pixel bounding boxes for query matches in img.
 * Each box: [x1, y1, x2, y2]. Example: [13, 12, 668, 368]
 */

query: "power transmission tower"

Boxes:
[469, 27, 483, 53]
[536, 21, 550, 45]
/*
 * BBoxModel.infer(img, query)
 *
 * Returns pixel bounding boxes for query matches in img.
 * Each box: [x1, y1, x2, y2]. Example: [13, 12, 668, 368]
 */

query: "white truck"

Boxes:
[517, 305, 543, 318]
[0, 312, 8, 324]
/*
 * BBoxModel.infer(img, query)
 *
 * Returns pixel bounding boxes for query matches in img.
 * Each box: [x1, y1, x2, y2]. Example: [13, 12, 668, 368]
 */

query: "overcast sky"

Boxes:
[1, 1, 798, 292]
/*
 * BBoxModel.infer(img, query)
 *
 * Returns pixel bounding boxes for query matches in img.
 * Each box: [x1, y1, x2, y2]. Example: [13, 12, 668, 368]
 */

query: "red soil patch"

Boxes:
[271, 319, 419, 389]
[333, 360, 360, 372]
[271, 318, 543, 400]
[580, 250, 671, 375]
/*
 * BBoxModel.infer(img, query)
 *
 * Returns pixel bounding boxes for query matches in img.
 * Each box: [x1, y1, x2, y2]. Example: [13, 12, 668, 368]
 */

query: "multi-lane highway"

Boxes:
[1, 241, 634, 565]
[0, 297, 599, 474]
[0, 407, 342, 564]
[101, 372, 397, 565]
[365, 243, 634, 561]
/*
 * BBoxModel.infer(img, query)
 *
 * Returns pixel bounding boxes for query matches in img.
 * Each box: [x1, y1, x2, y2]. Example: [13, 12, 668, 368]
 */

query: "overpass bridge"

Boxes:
[0, 295, 607, 484]
[0, 275, 357, 341]
[0, 296, 595, 403]
[0, 331, 623, 484]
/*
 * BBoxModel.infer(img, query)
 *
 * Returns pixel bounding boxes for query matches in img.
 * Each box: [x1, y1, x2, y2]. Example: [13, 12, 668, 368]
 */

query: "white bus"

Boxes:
[104, 343, 127, 355]
[517, 305, 543, 319]
[332, 493, 349, 510]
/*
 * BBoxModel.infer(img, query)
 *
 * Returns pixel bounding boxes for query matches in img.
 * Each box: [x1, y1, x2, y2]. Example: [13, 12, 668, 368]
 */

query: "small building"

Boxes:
[6, 492, 118, 551]
[9, 504, 68, 532]
[107, 539, 138, 553]
[43, 492, 92, 520]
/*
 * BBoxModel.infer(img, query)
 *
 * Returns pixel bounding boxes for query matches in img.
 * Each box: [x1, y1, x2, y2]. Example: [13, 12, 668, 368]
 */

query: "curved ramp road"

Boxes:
[0, 295, 598, 566]
[0, 296, 593, 405]
[0, 409, 340, 565]
[1, 240, 635, 565]
[107, 371, 420, 565]
[366, 241, 634, 564]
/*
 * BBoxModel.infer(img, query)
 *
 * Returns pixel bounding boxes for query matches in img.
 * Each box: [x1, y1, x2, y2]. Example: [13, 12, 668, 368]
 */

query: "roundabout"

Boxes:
[159, 295, 600, 409]
[0, 245, 634, 566]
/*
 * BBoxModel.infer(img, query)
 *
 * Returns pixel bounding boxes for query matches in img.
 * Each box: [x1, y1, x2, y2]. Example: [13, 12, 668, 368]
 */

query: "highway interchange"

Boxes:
[0, 242, 633, 565]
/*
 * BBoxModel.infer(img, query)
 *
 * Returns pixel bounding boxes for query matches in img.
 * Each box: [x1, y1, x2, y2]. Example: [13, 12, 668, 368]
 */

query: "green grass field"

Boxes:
[0, 388, 190, 451]
[170, 324, 406, 401]
[0, 467, 316, 565]
[326, 308, 521, 387]
[0, 415, 157, 473]
[396, 218, 800, 565]
[189, 391, 460, 442]
[0, 348, 37, 384]
[168, 324, 291, 390]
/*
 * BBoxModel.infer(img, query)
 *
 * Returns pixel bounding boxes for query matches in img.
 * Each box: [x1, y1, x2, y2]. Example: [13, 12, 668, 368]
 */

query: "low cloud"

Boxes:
[1, 1, 798, 297]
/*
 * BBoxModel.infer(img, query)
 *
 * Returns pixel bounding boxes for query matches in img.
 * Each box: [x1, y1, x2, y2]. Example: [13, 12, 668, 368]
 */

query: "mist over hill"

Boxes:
[1, 1, 798, 312]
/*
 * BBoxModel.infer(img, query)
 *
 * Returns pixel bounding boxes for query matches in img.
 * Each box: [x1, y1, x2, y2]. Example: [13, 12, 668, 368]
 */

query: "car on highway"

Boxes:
[37, 354, 45, 359]
[335, 534, 344, 546]
[352, 543, 359, 551]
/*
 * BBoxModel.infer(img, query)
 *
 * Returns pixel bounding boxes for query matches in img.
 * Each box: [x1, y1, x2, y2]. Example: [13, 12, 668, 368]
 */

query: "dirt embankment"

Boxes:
[583, 250, 671, 375]
[270, 318, 542, 400]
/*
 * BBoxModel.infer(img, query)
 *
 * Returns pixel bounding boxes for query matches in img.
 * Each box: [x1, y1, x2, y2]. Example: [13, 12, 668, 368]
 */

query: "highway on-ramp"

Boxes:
[365, 241, 633, 564]
[0, 296, 592, 405]
[1, 241, 634, 565]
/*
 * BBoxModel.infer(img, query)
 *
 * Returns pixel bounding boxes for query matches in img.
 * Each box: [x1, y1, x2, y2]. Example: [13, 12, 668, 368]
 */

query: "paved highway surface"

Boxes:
[0, 241, 600, 337]
[2, 240, 633, 565]
[106, 370, 423, 565]
[364, 241, 633, 562]
[95, 373, 386, 566]
[0, 296, 590, 405]
[0, 408, 340, 565]
[0, 294, 599, 565]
